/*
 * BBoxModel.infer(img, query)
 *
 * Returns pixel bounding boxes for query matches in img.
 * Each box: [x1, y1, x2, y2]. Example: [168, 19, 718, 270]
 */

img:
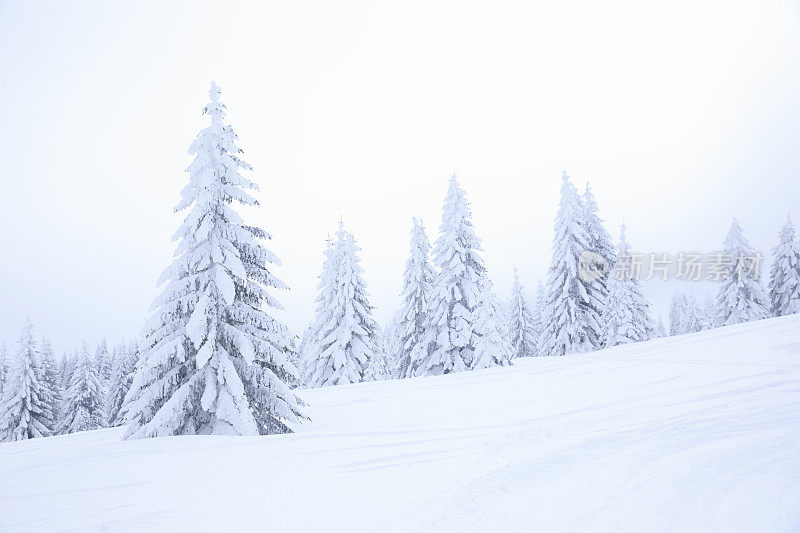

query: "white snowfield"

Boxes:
[2, 316, 800, 532]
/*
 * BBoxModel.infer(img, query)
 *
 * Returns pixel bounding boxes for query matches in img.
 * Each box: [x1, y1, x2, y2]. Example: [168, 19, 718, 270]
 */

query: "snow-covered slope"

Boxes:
[3, 316, 800, 532]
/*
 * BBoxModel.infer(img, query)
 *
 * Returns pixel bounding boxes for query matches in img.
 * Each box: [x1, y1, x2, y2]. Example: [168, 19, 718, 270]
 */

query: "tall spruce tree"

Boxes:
[715, 218, 768, 326]
[0, 319, 54, 441]
[582, 183, 615, 341]
[95, 338, 113, 384]
[395, 218, 436, 378]
[123, 83, 304, 438]
[306, 224, 380, 387]
[412, 174, 508, 375]
[539, 172, 604, 356]
[507, 268, 538, 358]
[107, 342, 139, 425]
[38, 338, 62, 431]
[59, 343, 108, 434]
[602, 225, 654, 346]
[768, 216, 800, 317]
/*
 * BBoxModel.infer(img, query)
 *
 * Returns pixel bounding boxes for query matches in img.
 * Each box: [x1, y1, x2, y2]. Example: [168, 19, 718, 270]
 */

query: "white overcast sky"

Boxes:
[1, 0, 799, 354]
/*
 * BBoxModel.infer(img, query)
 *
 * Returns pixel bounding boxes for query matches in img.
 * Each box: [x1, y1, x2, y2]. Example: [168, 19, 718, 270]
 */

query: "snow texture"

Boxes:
[2, 315, 800, 531]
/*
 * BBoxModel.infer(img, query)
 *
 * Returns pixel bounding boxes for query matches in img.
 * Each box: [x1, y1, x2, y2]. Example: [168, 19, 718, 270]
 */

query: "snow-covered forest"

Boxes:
[3, 2, 800, 530]
[1, 84, 798, 443]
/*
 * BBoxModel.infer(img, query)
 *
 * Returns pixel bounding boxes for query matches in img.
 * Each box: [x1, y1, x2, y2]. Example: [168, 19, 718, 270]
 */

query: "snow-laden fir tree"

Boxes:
[301, 237, 336, 378]
[507, 268, 538, 358]
[533, 281, 547, 355]
[683, 295, 705, 333]
[668, 292, 688, 335]
[715, 218, 769, 326]
[472, 277, 513, 369]
[0, 343, 7, 398]
[107, 342, 139, 425]
[38, 338, 63, 429]
[95, 338, 113, 384]
[539, 172, 604, 356]
[59, 343, 108, 434]
[582, 183, 615, 343]
[58, 351, 77, 394]
[701, 296, 716, 330]
[123, 83, 305, 438]
[394, 217, 436, 377]
[363, 330, 391, 382]
[306, 223, 381, 387]
[768, 216, 800, 317]
[602, 225, 654, 346]
[654, 316, 667, 338]
[0, 319, 54, 441]
[411, 174, 509, 375]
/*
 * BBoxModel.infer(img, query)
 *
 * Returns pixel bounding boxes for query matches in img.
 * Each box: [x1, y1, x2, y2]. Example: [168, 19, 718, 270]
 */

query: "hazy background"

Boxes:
[1, 0, 799, 354]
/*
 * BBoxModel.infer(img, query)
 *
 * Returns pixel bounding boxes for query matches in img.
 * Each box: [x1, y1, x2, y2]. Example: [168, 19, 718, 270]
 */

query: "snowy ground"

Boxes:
[2, 316, 800, 532]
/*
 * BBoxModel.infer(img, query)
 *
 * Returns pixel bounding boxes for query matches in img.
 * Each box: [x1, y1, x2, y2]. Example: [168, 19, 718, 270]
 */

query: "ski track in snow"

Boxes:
[2, 316, 800, 531]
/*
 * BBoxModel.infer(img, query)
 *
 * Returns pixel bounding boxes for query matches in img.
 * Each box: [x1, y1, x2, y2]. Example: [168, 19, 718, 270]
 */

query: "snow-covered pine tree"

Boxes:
[0, 318, 53, 441]
[123, 83, 304, 438]
[59, 342, 108, 434]
[58, 351, 77, 394]
[363, 329, 390, 382]
[472, 276, 513, 369]
[38, 338, 63, 430]
[683, 295, 704, 333]
[655, 316, 667, 338]
[307, 224, 380, 387]
[95, 338, 113, 384]
[768, 216, 800, 317]
[668, 292, 688, 335]
[394, 217, 436, 378]
[507, 268, 537, 358]
[715, 218, 769, 326]
[106, 342, 138, 425]
[539, 172, 604, 356]
[0, 343, 7, 398]
[602, 225, 654, 346]
[533, 281, 547, 355]
[582, 183, 615, 344]
[701, 296, 716, 330]
[412, 174, 508, 375]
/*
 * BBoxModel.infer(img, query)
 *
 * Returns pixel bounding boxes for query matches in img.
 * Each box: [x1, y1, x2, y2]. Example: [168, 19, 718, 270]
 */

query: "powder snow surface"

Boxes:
[2, 315, 800, 532]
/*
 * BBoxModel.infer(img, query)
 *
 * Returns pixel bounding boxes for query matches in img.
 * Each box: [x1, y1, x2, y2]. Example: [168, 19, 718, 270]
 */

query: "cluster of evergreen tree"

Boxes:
[667, 216, 800, 335]
[0, 318, 139, 442]
[5, 83, 799, 442]
[301, 174, 512, 385]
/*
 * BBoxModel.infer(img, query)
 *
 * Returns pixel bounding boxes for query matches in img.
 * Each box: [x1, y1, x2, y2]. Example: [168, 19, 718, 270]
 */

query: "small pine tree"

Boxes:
[668, 292, 687, 335]
[655, 316, 667, 338]
[715, 218, 768, 326]
[683, 295, 705, 333]
[0, 318, 54, 441]
[307, 223, 380, 387]
[59, 343, 108, 434]
[602, 225, 655, 346]
[507, 268, 538, 358]
[539, 172, 604, 356]
[472, 277, 513, 369]
[395, 218, 436, 378]
[363, 330, 391, 382]
[123, 83, 304, 438]
[768, 216, 800, 317]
